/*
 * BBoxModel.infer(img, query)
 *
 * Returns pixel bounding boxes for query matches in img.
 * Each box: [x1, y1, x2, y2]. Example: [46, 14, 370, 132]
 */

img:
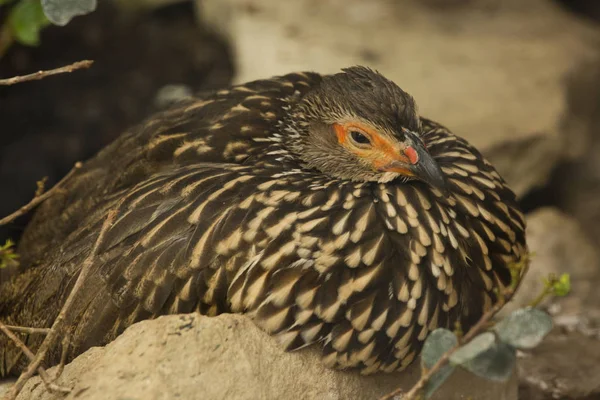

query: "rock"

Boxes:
[17, 314, 518, 400]
[556, 160, 600, 251]
[0, 378, 15, 398]
[518, 329, 600, 399]
[552, 59, 600, 247]
[502, 207, 600, 316]
[196, 0, 600, 196]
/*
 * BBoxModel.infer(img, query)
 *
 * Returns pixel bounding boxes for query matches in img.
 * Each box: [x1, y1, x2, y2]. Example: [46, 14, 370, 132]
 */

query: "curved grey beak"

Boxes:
[379, 130, 449, 194]
[409, 142, 449, 194]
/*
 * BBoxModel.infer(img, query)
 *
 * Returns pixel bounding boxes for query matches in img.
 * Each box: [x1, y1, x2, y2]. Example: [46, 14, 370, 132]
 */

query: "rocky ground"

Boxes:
[2, 0, 600, 399]
[1, 314, 519, 400]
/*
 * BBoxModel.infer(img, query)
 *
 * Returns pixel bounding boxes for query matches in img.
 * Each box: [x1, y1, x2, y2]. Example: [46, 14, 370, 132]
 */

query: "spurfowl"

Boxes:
[0, 66, 526, 376]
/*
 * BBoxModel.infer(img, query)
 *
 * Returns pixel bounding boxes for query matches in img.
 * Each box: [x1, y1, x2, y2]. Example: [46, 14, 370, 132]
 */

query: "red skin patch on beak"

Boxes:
[404, 146, 419, 165]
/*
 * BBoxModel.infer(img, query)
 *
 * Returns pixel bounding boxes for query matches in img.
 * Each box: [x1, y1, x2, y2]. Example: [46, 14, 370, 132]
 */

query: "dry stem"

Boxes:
[3, 209, 118, 400]
[0, 322, 70, 395]
[3, 325, 51, 335]
[0, 60, 93, 86]
[53, 333, 71, 381]
[0, 162, 82, 227]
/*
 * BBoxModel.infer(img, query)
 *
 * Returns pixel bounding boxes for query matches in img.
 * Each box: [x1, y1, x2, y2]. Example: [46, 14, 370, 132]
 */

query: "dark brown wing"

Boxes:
[0, 71, 323, 376]
[14, 71, 323, 268]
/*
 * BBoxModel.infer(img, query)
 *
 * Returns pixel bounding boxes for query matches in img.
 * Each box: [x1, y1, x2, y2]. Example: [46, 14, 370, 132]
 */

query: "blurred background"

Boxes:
[0, 0, 599, 397]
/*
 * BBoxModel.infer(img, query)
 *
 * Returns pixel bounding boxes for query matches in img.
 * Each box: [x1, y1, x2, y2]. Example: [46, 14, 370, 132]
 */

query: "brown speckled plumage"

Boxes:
[0, 67, 526, 376]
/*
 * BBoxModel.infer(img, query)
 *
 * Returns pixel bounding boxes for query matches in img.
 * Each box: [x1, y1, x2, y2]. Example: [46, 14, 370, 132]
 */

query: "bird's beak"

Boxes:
[408, 142, 449, 193]
[380, 131, 449, 193]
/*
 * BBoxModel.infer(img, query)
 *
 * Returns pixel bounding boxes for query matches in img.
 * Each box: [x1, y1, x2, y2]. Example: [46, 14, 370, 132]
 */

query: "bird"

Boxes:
[0, 66, 526, 376]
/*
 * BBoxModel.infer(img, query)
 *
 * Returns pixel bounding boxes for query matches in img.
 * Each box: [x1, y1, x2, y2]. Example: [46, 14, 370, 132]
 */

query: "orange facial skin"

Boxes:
[333, 122, 418, 176]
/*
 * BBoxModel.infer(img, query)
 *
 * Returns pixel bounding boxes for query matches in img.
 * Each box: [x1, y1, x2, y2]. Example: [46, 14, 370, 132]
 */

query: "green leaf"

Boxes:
[41, 0, 97, 26]
[493, 308, 552, 349]
[450, 332, 495, 365]
[0, 0, 17, 6]
[458, 340, 516, 382]
[552, 273, 571, 297]
[422, 328, 458, 368]
[0, 239, 19, 269]
[8, 0, 50, 46]
[421, 328, 457, 399]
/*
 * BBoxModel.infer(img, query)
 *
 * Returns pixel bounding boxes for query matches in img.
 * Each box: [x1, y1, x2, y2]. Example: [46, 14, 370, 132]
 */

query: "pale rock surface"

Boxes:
[0, 378, 15, 398]
[196, 0, 600, 196]
[554, 61, 600, 247]
[13, 314, 517, 400]
[502, 207, 600, 315]
[518, 329, 600, 399]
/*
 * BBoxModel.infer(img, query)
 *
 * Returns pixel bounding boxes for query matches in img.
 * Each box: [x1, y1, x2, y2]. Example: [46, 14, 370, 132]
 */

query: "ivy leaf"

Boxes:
[493, 308, 553, 349]
[457, 340, 516, 382]
[8, 0, 50, 46]
[450, 332, 495, 366]
[41, 0, 97, 26]
[421, 328, 457, 399]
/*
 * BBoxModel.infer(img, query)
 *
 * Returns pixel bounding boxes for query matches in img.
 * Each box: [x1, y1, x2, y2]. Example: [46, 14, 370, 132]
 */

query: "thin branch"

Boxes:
[0, 60, 93, 86]
[53, 332, 71, 381]
[4, 209, 118, 400]
[0, 162, 82, 226]
[0, 322, 70, 395]
[3, 325, 51, 335]
[528, 286, 552, 308]
[379, 289, 515, 400]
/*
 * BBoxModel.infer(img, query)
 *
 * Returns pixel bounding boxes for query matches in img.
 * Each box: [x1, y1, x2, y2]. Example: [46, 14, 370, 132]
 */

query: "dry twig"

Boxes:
[0, 58, 95, 400]
[3, 325, 51, 336]
[53, 333, 72, 381]
[0, 322, 70, 395]
[0, 162, 82, 227]
[0, 60, 93, 86]
[4, 209, 118, 400]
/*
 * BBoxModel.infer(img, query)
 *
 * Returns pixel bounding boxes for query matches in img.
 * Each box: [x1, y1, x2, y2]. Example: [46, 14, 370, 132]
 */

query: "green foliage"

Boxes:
[507, 254, 529, 290]
[0, 239, 19, 269]
[7, 0, 50, 46]
[421, 328, 457, 399]
[1, 0, 97, 55]
[529, 273, 572, 307]
[41, 0, 97, 26]
[450, 332, 516, 382]
[449, 332, 495, 366]
[456, 339, 516, 382]
[493, 308, 553, 349]
[421, 309, 550, 398]
[418, 268, 567, 399]
[548, 273, 570, 297]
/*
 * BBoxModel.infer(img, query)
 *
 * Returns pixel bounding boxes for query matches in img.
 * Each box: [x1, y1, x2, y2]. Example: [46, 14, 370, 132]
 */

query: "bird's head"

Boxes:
[284, 66, 447, 191]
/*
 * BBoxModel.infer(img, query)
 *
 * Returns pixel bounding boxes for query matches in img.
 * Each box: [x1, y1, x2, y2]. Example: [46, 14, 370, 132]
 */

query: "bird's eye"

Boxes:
[350, 130, 371, 145]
